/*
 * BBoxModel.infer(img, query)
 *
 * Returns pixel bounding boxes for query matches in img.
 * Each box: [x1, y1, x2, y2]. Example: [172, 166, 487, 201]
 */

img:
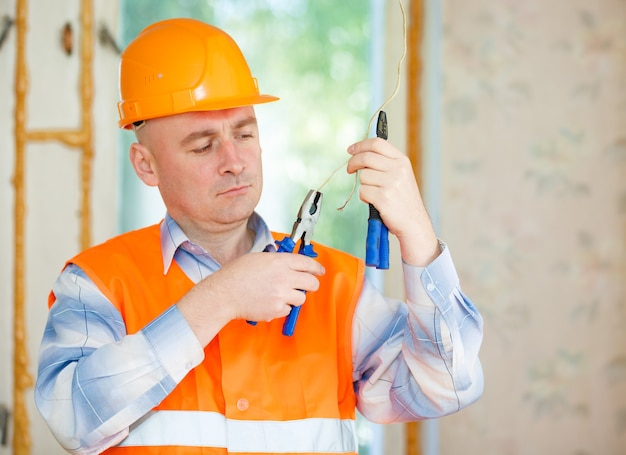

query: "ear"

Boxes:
[129, 142, 159, 187]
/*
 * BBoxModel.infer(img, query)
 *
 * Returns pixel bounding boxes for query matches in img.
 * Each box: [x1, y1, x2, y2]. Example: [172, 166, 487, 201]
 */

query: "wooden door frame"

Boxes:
[406, 0, 424, 453]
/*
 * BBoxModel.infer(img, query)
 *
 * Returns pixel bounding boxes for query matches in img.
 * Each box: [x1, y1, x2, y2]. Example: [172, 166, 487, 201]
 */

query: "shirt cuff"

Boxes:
[142, 305, 205, 383]
[403, 241, 460, 309]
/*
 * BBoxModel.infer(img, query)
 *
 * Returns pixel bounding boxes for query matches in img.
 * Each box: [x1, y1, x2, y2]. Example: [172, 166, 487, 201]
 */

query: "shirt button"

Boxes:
[237, 398, 249, 411]
[426, 282, 436, 292]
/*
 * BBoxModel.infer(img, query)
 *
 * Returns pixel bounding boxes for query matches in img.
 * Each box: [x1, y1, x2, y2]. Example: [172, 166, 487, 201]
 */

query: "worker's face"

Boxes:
[130, 106, 263, 234]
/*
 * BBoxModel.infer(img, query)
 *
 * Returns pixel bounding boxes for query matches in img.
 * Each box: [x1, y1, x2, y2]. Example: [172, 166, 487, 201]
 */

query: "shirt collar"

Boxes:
[160, 212, 275, 274]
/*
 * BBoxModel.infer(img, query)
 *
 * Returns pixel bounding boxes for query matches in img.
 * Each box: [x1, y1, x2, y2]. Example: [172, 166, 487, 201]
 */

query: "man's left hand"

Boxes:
[346, 137, 440, 266]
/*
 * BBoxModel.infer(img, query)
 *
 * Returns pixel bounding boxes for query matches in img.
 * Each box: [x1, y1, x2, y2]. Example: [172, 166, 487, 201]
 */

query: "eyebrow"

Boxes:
[179, 116, 258, 147]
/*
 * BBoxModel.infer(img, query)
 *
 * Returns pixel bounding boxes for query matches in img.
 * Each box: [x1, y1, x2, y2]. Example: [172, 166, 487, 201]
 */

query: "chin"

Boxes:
[218, 206, 256, 225]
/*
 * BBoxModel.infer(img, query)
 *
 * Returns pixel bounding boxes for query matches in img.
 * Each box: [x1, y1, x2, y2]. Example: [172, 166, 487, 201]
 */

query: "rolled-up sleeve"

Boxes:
[352, 243, 484, 423]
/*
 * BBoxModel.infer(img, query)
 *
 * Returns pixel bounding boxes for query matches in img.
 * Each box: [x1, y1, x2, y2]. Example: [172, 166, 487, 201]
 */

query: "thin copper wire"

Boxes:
[316, 0, 408, 212]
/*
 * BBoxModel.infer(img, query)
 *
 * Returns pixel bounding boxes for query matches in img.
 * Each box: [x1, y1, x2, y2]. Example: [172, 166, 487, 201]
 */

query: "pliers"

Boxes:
[365, 111, 390, 269]
[275, 189, 323, 336]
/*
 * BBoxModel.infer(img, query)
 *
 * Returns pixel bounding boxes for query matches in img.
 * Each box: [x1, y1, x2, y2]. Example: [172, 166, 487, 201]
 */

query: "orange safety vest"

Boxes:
[67, 224, 365, 455]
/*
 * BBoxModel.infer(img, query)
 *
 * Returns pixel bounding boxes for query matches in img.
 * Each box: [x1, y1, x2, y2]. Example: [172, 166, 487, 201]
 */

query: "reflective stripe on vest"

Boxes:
[117, 410, 357, 453]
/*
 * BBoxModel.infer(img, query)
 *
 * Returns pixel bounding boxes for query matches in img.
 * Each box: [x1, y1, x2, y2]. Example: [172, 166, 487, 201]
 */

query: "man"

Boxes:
[35, 18, 483, 455]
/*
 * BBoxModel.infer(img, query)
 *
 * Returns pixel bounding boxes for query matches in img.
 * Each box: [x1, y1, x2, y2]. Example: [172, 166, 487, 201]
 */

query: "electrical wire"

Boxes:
[316, 0, 408, 213]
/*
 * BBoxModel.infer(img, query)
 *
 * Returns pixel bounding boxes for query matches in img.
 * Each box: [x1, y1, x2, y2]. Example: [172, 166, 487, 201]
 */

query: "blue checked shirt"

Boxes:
[35, 212, 484, 454]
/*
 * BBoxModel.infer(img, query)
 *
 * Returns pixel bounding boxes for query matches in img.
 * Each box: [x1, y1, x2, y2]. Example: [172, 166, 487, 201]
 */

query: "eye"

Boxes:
[191, 141, 214, 154]
[235, 129, 256, 141]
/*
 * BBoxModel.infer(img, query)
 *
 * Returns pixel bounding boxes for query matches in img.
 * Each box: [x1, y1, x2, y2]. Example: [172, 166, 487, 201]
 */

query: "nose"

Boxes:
[218, 139, 244, 176]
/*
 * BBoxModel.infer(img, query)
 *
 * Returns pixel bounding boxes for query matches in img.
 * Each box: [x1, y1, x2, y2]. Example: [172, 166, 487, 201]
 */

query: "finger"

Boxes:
[286, 290, 307, 308]
[278, 265, 321, 296]
[286, 254, 325, 276]
[347, 151, 391, 175]
[260, 301, 295, 323]
[292, 272, 321, 293]
[358, 168, 386, 188]
[347, 137, 400, 158]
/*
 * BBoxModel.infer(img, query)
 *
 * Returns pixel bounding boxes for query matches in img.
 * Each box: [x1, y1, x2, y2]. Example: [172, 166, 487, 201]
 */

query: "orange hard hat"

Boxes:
[117, 18, 279, 129]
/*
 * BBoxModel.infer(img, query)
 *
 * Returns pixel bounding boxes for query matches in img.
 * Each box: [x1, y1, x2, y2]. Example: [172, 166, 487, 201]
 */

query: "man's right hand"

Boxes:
[176, 252, 325, 346]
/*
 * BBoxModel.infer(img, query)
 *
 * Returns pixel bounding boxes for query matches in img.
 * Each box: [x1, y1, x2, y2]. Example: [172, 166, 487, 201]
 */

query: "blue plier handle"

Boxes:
[275, 189, 322, 336]
[365, 111, 390, 269]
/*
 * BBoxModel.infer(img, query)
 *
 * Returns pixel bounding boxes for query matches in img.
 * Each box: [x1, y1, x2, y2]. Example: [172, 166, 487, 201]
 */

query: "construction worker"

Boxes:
[35, 18, 484, 454]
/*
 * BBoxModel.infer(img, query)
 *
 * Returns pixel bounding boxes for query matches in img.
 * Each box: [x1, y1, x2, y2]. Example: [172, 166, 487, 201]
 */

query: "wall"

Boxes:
[0, 0, 16, 444]
[0, 1, 120, 454]
[6, 0, 625, 454]
[437, 0, 626, 453]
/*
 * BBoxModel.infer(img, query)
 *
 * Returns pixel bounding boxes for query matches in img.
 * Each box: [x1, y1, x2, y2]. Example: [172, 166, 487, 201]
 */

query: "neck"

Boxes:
[181, 218, 255, 265]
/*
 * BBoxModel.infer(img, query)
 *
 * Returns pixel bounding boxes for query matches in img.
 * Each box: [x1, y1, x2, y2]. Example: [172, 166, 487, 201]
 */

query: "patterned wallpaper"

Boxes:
[436, 0, 626, 453]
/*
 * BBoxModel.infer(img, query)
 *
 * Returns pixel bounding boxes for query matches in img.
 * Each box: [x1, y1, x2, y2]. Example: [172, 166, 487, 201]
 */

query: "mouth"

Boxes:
[218, 184, 250, 197]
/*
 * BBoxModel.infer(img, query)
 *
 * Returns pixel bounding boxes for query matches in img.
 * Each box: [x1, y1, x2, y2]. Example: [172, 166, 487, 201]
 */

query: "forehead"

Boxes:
[176, 106, 257, 126]
[139, 106, 258, 145]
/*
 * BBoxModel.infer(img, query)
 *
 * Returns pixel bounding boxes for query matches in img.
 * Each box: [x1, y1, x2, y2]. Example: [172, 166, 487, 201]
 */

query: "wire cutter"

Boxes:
[365, 110, 390, 269]
[275, 189, 323, 336]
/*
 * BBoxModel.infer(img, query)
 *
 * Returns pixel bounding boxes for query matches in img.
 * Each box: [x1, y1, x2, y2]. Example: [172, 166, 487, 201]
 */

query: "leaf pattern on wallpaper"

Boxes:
[524, 350, 588, 419]
[604, 356, 626, 384]
[437, 0, 626, 453]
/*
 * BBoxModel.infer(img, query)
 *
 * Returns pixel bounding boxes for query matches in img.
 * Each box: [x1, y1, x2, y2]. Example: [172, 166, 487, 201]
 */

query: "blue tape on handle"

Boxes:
[276, 236, 296, 254]
[366, 204, 390, 269]
[282, 305, 301, 336]
[378, 223, 389, 270]
[366, 218, 382, 267]
[275, 235, 311, 336]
